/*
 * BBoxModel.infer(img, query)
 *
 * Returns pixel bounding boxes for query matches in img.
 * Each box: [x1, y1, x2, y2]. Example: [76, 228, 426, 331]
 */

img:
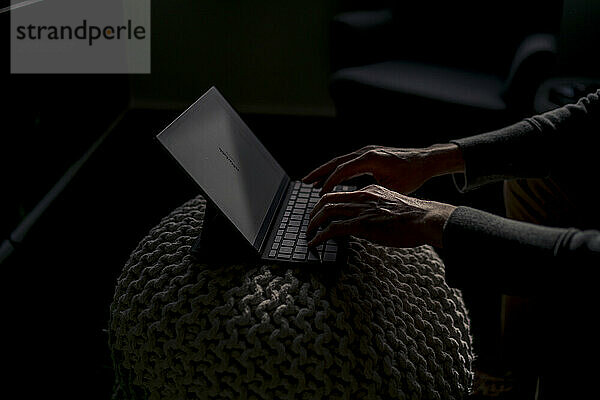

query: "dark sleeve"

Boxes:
[450, 89, 600, 191]
[441, 206, 600, 296]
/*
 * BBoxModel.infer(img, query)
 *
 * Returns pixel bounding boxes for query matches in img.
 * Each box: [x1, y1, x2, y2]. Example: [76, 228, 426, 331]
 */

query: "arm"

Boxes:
[302, 143, 465, 195]
[304, 91, 598, 196]
[306, 185, 599, 296]
[451, 89, 600, 191]
[442, 207, 600, 295]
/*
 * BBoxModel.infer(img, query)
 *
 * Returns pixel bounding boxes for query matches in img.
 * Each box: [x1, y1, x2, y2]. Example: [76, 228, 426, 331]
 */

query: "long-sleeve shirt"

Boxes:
[441, 89, 600, 399]
[442, 89, 600, 295]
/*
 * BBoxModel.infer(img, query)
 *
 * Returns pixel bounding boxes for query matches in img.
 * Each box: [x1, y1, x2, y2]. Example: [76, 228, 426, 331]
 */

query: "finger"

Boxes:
[307, 202, 369, 235]
[320, 153, 373, 195]
[302, 152, 359, 185]
[307, 217, 364, 248]
[310, 190, 371, 219]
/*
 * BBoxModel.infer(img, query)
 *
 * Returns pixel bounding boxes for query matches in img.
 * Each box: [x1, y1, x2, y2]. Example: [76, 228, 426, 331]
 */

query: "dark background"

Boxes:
[1, 1, 599, 398]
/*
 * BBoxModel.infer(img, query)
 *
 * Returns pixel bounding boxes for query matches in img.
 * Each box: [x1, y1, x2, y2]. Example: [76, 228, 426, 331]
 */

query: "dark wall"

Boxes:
[1, 2, 130, 236]
[128, 0, 342, 116]
[557, 0, 600, 77]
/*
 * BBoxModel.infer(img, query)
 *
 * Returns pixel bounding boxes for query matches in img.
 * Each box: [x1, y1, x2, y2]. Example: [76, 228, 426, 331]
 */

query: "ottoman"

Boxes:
[108, 196, 473, 399]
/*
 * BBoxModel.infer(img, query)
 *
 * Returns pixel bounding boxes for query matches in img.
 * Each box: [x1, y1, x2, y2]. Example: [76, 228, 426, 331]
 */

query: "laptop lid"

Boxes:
[156, 87, 290, 251]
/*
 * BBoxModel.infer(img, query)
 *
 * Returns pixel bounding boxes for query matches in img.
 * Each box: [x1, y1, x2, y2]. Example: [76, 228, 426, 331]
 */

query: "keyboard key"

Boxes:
[297, 238, 308, 247]
[324, 252, 337, 262]
[292, 208, 304, 215]
[308, 252, 319, 261]
[284, 233, 297, 240]
[289, 220, 301, 227]
[277, 229, 284, 236]
[287, 226, 299, 233]
[295, 245, 308, 254]
[279, 246, 293, 254]
[291, 214, 302, 221]
[296, 198, 308, 204]
[293, 253, 306, 261]
[298, 192, 309, 198]
[269, 250, 277, 258]
[284, 212, 290, 217]
[279, 223, 286, 229]
[325, 244, 337, 252]
[282, 217, 288, 223]
[275, 235, 282, 243]
[271, 242, 279, 250]
[282, 239, 295, 247]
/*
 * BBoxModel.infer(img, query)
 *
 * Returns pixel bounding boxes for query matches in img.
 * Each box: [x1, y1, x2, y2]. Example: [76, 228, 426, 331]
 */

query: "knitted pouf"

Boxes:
[108, 196, 474, 399]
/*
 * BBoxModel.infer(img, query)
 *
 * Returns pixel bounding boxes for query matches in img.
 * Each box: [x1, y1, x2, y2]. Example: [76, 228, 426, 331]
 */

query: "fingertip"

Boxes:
[307, 230, 320, 248]
[319, 185, 333, 197]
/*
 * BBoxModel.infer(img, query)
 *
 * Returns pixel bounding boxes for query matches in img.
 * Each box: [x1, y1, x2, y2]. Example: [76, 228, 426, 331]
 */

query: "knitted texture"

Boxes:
[108, 196, 473, 399]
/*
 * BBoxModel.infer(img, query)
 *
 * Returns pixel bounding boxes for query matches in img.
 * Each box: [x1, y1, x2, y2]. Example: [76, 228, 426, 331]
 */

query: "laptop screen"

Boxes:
[157, 87, 288, 248]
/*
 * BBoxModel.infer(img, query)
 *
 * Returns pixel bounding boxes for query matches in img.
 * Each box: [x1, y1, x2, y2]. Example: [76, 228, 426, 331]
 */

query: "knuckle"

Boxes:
[333, 163, 345, 174]
[323, 202, 336, 212]
[358, 149, 376, 161]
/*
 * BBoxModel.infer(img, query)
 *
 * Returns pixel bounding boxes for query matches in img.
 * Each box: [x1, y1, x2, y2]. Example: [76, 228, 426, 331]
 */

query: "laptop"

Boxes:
[156, 86, 353, 265]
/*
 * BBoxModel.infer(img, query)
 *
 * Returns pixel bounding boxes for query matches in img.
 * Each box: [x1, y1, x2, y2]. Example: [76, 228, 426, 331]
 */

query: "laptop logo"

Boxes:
[218, 146, 240, 172]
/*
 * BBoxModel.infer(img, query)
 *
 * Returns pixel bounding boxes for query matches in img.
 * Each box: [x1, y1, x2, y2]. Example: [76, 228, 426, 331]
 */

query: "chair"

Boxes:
[329, 1, 563, 147]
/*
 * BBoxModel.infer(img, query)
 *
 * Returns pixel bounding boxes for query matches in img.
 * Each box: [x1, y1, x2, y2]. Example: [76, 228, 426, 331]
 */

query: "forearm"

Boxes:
[440, 206, 600, 295]
[422, 143, 465, 178]
[449, 89, 599, 191]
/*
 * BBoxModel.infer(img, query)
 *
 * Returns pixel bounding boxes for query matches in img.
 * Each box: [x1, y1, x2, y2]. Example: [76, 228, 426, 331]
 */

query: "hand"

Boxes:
[302, 144, 464, 195]
[307, 184, 457, 249]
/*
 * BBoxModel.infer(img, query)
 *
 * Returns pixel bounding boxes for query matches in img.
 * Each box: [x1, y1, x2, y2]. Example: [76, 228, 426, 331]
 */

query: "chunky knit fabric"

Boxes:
[108, 196, 474, 399]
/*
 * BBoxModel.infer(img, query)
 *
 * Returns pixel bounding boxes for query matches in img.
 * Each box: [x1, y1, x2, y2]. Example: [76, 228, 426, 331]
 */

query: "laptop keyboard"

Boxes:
[268, 182, 352, 262]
